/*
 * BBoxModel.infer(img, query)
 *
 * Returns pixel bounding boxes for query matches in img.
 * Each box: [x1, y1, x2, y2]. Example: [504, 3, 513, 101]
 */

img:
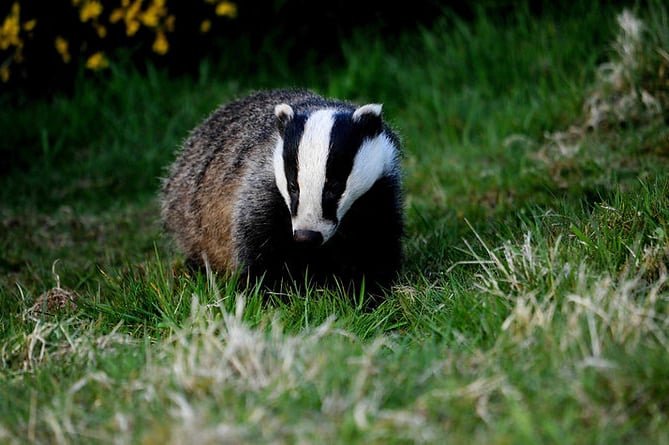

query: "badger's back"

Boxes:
[161, 89, 403, 293]
[161, 90, 316, 272]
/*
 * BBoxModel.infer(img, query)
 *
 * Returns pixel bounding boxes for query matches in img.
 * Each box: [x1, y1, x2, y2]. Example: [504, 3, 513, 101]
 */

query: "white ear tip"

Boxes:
[274, 103, 294, 120]
[352, 103, 383, 121]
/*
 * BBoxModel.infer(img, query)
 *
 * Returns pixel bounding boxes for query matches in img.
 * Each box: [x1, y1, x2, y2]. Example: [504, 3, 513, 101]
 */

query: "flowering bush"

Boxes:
[0, 0, 236, 87]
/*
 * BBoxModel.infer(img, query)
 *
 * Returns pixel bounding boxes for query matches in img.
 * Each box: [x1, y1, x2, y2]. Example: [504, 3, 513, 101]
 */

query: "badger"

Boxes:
[160, 89, 403, 294]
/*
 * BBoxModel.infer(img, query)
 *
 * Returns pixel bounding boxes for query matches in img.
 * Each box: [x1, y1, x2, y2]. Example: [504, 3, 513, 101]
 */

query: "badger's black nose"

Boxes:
[293, 230, 323, 246]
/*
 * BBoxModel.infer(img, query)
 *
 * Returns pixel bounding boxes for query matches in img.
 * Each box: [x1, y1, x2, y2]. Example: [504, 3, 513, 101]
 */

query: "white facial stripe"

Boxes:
[273, 139, 290, 210]
[337, 133, 396, 221]
[274, 107, 396, 244]
[292, 109, 335, 236]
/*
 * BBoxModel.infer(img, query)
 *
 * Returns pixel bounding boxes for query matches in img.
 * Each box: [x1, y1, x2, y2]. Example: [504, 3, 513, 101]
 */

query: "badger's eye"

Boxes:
[323, 188, 337, 201]
[323, 179, 344, 201]
[288, 181, 298, 194]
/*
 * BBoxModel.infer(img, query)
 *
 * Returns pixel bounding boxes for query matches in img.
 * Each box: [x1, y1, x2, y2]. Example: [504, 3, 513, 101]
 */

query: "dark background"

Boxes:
[1, 0, 629, 98]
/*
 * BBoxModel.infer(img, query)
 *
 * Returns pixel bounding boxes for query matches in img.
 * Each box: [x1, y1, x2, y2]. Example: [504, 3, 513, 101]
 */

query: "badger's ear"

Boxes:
[274, 103, 294, 133]
[352, 103, 383, 137]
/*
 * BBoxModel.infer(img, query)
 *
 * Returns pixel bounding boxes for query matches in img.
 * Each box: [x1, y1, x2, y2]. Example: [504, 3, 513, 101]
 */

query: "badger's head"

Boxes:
[272, 102, 398, 246]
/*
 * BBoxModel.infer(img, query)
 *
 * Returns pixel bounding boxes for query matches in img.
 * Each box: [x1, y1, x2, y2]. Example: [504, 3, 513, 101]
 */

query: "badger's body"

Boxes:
[160, 89, 403, 292]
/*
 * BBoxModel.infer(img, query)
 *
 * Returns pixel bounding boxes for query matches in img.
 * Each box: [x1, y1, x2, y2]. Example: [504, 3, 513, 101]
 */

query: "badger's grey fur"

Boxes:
[160, 89, 403, 293]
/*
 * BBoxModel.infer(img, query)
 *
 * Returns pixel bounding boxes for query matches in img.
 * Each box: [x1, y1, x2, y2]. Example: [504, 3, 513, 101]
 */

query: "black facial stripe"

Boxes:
[282, 114, 306, 216]
[322, 113, 367, 222]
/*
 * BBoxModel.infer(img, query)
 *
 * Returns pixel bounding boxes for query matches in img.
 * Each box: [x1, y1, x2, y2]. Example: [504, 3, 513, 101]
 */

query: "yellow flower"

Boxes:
[215, 1, 237, 18]
[55, 36, 71, 63]
[111, 0, 174, 38]
[80, 0, 103, 22]
[152, 30, 168, 55]
[200, 19, 211, 33]
[110, 0, 143, 35]
[140, 12, 159, 27]
[140, 1, 165, 28]
[126, 19, 140, 36]
[0, 3, 21, 50]
[23, 19, 36, 31]
[0, 66, 10, 83]
[165, 14, 175, 32]
[95, 24, 106, 38]
[127, 0, 142, 21]
[86, 52, 109, 70]
[110, 8, 124, 23]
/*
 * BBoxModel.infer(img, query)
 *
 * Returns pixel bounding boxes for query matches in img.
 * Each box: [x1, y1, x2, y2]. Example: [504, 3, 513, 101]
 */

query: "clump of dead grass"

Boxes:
[532, 8, 669, 187]
[584, 10, 664, 130]
[460, 225, 669, 359]
[24, 261, 78, 322]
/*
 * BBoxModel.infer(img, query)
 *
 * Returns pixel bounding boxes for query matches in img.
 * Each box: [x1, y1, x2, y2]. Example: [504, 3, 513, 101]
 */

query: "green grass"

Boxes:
[2, 2, 669, 443]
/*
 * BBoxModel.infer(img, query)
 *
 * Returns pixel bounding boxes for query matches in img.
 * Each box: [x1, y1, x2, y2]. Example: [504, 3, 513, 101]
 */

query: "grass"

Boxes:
[2, 1, 669, 443]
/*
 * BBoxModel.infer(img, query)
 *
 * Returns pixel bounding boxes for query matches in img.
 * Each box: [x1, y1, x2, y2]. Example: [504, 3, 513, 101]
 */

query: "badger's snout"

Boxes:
[293, 229, 323, 246]
[292, 218, 337, 246]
